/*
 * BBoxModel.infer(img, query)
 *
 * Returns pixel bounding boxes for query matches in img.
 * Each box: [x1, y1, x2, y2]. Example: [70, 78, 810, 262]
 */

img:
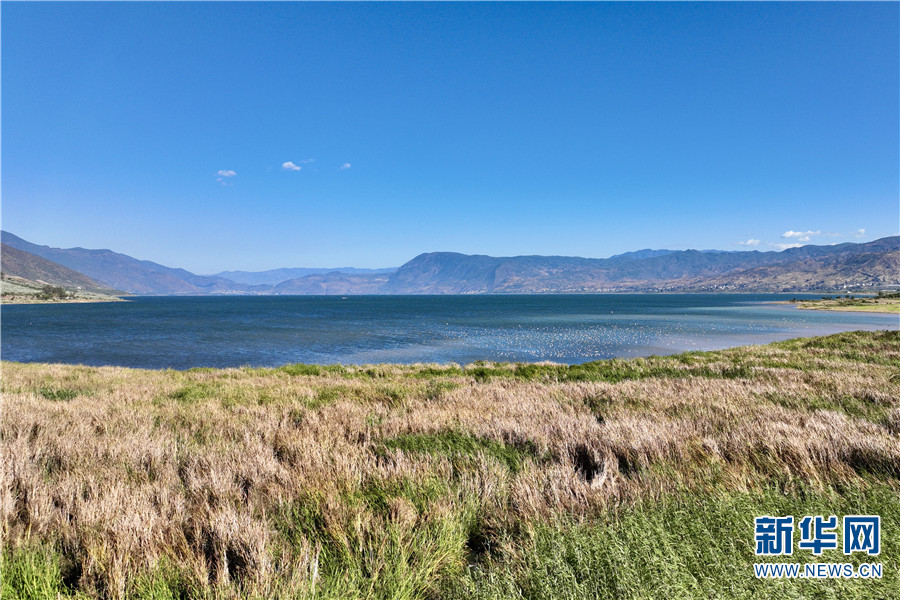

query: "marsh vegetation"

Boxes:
[2, 331, 898, 598]
[789, 292, 900, 313]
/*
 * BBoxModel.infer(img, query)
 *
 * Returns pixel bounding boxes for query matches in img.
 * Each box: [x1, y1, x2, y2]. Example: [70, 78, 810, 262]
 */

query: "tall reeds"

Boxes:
[2, 331, 897, 598]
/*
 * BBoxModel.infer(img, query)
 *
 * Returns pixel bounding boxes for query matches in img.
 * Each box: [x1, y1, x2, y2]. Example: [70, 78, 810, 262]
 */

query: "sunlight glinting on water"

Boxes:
[2, 294, 896, 368]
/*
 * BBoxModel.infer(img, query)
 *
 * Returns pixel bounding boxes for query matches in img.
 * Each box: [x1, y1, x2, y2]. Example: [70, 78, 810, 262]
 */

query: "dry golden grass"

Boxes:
[1, 330, 898, 598]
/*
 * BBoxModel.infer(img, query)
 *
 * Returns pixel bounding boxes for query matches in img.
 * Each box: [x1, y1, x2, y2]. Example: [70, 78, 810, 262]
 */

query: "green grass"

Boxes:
[377, 431, 544, 474]
[0, 545, 75, 600]
[3, 330, 898, 599]
[278, 363, 327, 376]
[448, 355, 758, 384]
[756, 377, 897, 424]
[0, 546, 197, 600]
[455, 331, 900, 384]
[772, 330, 900, 368]
[128, 564, 195, 600]
[275, 481, 472, 600]
[425, 380, 460, 400]
[412, 366, 466, 379]
[310, 385, 345, 408]
[445, 481, 900, 600]
[6, 480, 897, 599]
[169, 381, 219, 404]
[307, 383, 412, 408]
[37, 387, 80, 401]
[168, 378, 292, 408]
[791, 296, 900, 314]
[374, 383, 409, 405]
[276, 363, 351, 377]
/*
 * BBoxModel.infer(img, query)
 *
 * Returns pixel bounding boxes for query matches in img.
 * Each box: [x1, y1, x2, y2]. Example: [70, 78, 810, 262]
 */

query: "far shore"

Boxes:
[1, 295, 128, 305]
[779, 296, 900, 314]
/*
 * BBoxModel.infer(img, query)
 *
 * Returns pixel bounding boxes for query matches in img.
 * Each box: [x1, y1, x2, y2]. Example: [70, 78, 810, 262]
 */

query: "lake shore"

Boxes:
[782, 296, 900, 314]
[1, 294, 127, 305]
[1, 277, 128, 304]
[2, 330, 898, 599]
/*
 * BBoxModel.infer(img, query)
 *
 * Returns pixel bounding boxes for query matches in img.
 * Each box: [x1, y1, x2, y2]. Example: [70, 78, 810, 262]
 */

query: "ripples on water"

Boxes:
[2, 294, 896, 369]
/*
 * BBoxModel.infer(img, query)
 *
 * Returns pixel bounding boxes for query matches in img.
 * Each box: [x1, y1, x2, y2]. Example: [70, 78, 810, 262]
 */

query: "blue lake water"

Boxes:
[1, 294, 897, 369]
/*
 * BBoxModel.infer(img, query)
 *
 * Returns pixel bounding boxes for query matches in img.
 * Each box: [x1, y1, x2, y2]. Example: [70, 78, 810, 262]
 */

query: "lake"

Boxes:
[1, 294, 897, 369]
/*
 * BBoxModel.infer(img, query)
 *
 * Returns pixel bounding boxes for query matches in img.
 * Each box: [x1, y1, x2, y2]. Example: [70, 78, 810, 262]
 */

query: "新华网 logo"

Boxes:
[755, 514, 880, 556]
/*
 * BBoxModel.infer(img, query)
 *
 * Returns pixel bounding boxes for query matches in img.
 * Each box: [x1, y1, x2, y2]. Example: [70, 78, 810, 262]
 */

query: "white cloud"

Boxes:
[781, 229, 821, 242]
[738, 238, 761, 247]
[216, 169, 236, 186]
[339, 163, 351, 170]
[853, 228, 866, 238]
[282, 161, 302, 171]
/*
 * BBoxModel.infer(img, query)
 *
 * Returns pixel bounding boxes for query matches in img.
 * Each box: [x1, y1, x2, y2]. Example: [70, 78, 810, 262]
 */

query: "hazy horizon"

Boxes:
[5, 228, 897, 277]
[3, 2, 897, 273]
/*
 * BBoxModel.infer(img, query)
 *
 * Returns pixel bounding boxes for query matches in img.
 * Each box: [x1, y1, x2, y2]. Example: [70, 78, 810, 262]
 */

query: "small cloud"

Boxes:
[282, 161, 302, 171]
[216, 169, 236, 186]
[738, 238, 761, 247]
[853, 228, 866, 238]
[339, 163, 351, 170]
[781, 229, 821, 242]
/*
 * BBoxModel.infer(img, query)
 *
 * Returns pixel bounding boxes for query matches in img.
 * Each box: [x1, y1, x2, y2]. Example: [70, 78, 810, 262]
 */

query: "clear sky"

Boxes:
[2, 2, 898, 273]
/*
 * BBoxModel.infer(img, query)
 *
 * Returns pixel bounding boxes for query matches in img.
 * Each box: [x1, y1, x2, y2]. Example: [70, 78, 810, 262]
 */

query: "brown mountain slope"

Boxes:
[688, 249, 900, 292]
[1, 243, 122, 294]
[1, 232, 252, 295]
[383, 237, 900, 294]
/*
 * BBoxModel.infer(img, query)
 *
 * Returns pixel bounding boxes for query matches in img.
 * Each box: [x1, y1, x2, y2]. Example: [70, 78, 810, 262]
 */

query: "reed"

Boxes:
[2, 331, 898, 599]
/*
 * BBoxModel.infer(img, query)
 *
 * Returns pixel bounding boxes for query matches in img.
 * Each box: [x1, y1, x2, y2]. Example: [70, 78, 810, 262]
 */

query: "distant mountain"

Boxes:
[1, 231, 255, 295]
[383, 237, 900, 294]
[690, 238, 900, 292]
[273, 271, 391, 295]
[0, 243, 121, 294]
[2, 231, 896, 295]
[213, 266, 396, 286]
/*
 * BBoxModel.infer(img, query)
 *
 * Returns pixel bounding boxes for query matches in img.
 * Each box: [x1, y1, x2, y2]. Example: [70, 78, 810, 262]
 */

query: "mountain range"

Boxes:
[0, 243, 120, 295]
[2, 230, 897, 296]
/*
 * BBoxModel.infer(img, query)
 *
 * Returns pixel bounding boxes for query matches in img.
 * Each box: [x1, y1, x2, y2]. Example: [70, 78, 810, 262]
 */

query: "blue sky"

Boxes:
[2, 2, 897, 273]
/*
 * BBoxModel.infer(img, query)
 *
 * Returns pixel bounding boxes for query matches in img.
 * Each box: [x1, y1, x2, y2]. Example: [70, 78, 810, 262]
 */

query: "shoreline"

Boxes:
[1, 295, 128, 305]
[776, 297, 900, 314]
[2, 328, 897, 373]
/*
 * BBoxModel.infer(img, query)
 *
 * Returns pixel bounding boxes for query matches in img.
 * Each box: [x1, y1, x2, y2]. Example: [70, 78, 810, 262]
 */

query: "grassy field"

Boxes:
[1, 331, 898, 599]
[789, 296, 900, 314]
[0, 276, 125, 304]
